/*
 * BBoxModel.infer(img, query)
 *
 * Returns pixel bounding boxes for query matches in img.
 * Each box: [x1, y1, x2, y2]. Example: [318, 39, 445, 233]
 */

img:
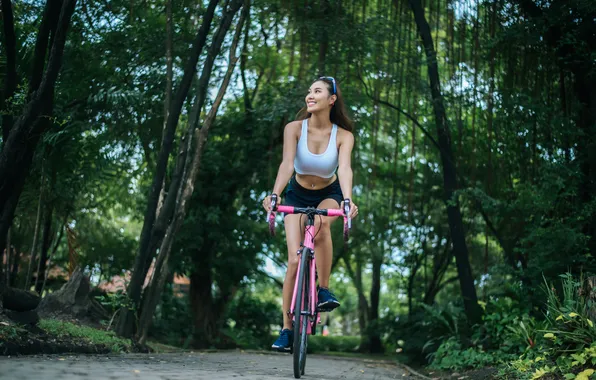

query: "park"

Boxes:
[1, 0, 595, 379]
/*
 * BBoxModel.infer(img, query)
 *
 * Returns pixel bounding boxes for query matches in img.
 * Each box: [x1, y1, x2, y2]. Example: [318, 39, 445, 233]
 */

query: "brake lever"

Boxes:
[343, 199, 352, 229]
[266, 194, 278, 223]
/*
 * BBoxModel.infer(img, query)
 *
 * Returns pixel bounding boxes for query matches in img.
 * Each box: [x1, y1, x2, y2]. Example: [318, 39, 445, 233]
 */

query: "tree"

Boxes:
[406, 0, 483, 324]
[0, 0, 78, 289]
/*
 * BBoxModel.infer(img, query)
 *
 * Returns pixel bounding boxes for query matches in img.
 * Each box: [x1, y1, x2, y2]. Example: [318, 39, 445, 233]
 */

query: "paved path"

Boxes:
[0, 351, 411, 379]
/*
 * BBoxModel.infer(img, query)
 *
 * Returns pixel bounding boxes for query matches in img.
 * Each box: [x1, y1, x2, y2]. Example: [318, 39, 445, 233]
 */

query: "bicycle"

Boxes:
[267, 194, 351, 379]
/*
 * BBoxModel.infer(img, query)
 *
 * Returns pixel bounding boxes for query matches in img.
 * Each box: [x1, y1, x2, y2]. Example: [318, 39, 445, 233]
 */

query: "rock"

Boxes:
[4, 309, 40, 326]
[3, 287, 41, 312]
[36, 268, 108, 323]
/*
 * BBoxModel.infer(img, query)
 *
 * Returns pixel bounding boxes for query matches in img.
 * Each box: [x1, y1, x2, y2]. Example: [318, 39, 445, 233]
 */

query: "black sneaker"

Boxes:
[271, 328, 293, 352]
[317, 287, 340, 312]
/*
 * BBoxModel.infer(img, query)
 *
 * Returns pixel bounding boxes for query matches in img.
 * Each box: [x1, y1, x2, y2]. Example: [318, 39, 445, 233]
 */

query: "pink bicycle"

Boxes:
[267, 194, 351, 379]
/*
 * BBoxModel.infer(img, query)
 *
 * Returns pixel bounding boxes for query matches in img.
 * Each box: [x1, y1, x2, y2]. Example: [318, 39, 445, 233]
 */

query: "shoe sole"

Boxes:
[317, 301, 340, 312]
[271, 345, 292, 353]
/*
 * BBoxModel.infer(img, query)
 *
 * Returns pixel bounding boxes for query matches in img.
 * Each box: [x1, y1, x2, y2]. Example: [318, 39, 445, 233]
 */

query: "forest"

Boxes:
[1, 0, 595, 378]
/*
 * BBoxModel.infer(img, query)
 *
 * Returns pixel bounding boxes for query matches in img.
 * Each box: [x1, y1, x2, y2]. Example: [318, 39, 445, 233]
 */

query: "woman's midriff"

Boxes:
[295, 173, 337, 190]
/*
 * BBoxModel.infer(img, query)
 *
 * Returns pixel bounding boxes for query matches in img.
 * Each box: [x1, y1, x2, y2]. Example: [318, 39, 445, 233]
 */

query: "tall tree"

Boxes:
[115, 0, 219, 338]
[405, 0, 482, 324]
[135, 0, 246, 345]
[0, 0, 78, 270]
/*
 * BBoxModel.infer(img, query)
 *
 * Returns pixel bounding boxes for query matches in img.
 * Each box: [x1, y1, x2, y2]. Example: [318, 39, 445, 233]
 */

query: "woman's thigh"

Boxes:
[284, 214, 305, 265]
[314, 198, 340, 233]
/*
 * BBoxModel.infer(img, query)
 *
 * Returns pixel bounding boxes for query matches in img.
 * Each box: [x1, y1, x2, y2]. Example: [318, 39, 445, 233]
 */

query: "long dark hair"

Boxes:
[295, 77, 354, 132]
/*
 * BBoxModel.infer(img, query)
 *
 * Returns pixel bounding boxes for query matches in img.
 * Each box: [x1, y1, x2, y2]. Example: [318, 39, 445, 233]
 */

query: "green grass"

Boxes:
[146, 340, 186, 353]
[38, 319, 132, 353]
[0, 325, 23, 341]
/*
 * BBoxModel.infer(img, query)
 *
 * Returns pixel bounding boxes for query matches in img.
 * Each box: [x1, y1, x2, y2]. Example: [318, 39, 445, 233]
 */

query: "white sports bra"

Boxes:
[294, 119, 339, 179]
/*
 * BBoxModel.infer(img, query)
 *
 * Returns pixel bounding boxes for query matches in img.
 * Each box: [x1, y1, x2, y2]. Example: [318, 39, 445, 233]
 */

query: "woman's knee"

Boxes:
[287, 254, 300, 270]
[314, 218, 332, 240]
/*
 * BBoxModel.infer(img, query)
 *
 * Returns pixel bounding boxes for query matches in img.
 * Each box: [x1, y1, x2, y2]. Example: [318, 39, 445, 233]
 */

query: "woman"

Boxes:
[262, 76, 358, 352]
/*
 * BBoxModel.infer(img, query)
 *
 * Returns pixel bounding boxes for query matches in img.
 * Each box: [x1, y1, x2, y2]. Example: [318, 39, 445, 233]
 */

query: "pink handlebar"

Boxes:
[276, 205, 344, 217]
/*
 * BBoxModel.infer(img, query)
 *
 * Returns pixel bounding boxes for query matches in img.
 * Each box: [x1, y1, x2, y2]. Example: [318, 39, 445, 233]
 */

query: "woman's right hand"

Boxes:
[262, 193, 278, 212]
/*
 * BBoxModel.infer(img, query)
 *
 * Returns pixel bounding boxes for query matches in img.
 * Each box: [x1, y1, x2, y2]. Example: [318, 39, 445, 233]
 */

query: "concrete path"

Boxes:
[0, 351, 411, 379]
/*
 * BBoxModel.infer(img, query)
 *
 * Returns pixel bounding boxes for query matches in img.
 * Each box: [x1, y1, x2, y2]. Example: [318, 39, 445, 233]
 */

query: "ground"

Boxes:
[0, 351, 412, 379]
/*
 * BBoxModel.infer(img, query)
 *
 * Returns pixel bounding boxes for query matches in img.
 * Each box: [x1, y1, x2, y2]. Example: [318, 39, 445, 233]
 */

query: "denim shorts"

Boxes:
[284, 175, 344, 208]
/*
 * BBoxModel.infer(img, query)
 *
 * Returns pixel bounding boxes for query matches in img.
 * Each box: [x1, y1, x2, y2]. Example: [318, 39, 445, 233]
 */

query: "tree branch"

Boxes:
[356, 70, 441, 153]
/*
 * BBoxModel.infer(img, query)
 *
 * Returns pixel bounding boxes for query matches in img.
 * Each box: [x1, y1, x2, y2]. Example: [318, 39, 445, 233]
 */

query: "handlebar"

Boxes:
[266, 194, 352, 240]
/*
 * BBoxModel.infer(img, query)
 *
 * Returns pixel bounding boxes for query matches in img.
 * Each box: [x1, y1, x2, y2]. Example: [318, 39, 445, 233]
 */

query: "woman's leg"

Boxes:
[314, 198, 340, 289]
[282, 214, 305, 330]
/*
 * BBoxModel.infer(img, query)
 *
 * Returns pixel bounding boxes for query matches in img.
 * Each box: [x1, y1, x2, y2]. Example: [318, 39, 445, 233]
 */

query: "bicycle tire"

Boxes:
[293, 247, 310, 379]
[299, 257, 309, 376]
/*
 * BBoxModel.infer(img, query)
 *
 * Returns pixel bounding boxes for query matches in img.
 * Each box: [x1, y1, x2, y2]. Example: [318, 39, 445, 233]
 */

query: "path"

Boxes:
[0, 351, 412, 379]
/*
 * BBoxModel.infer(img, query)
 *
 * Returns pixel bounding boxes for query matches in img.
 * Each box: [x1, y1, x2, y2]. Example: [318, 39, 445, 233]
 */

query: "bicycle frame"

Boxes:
[268, 202, 349, 378]
[275, 205, 345, 334]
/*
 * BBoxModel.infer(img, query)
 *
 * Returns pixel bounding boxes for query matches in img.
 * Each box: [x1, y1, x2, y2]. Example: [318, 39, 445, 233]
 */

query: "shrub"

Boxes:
[149, 284, 193, 347]
[307, 335, 361, 354]
[498, 273, 596, 379]
[223, 292, 280, 349]
[428, 297, 530, 370]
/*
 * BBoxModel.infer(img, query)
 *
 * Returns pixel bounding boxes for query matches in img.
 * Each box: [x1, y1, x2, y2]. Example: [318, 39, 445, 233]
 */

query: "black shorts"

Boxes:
[284, 176, 344, 209]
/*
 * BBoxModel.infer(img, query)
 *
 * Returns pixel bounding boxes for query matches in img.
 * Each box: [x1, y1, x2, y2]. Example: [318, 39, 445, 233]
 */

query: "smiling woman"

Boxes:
[262, 77, 359, 352]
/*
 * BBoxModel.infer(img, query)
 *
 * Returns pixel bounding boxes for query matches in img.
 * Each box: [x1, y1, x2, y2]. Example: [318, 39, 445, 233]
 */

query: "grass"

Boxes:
[38, 319, 133, 353]
[146, 340, 186, 353]
[0, 324, 24, 341]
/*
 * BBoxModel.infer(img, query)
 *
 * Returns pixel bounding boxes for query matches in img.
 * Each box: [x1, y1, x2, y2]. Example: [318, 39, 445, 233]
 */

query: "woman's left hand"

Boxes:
[341, 200, 358, 219]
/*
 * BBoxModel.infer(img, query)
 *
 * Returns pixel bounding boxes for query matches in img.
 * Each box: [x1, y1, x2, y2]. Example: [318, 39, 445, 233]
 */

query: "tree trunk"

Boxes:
[316, 0, 330, 75]
[368, 255, 383, 353]
[25, 175, 44, 291]
[0, 0, 77, 255]
[342, 255, 369, 351]
[135, 3, 246, 344]
[0, 0, 18, 142]
[485, 0, 498, 194]
[406, 0, 482, 325]
[115, 0, 219, 338]
[41, 221, 64, 295]
[35, 203, 54, 294]
[189, 269, 218, 348]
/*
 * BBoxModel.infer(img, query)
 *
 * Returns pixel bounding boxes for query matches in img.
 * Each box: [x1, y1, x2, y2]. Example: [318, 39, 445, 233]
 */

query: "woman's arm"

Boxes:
[337, 131, 354, 200]
[272, 121, 300, 196]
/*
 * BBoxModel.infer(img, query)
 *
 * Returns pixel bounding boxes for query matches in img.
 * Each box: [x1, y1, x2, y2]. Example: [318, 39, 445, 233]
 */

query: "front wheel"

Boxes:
[293, 247, 310, 378]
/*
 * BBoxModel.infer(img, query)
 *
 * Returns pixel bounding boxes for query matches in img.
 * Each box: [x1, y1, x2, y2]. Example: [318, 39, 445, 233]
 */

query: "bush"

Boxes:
[223, 292, 280, 349]
[501, 273, 596, 379]
[428, 298, 531, 370]
[380, 303, 467, 365]
[307, 335, 361, 354]
[149, 284, 193, 347]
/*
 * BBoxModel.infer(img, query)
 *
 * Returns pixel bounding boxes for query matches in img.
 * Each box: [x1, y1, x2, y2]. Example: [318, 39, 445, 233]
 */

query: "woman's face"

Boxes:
[305, 80, 336, 113]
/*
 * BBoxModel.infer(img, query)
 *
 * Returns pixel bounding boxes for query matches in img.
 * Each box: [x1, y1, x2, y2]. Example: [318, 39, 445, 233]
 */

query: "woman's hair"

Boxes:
[295, 77, 354, 132]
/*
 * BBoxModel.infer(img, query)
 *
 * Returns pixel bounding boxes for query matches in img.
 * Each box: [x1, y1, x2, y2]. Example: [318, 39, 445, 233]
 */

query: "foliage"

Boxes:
[38, 319, 132, 353]
[307, 336, 362, 354]
[0, 325, 22, 341]
[500, 274, 596, 379]
[3, 0, 596, 364]
[416, 273, 596, 378]
[222, 291, 280, 350]
[148, 284, 193, 348]
[426, 298, 531, 370]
